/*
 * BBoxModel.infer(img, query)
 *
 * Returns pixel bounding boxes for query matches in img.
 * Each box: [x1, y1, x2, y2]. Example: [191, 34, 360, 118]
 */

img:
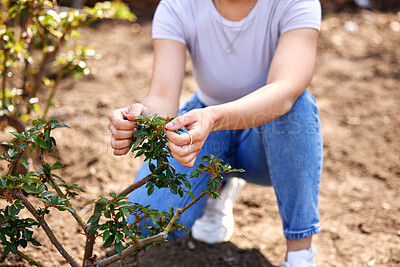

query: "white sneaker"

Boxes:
[281, 245, 317, 267]
[191, 177, 246, 244]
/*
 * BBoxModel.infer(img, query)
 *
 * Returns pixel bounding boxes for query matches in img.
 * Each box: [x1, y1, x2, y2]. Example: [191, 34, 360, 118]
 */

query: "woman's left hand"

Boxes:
[165, 108, 214, 168]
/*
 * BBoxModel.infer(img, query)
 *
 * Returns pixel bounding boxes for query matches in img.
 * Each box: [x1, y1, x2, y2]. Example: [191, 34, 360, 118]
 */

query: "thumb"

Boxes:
[124, 103, 146, 121]
[122, 109, 138, 121]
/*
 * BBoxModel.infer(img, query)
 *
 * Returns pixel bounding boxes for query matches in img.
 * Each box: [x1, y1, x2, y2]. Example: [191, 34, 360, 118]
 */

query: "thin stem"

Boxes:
[127, 214, 149, 230]
[163, 208, 182, 234]
[96, 185, 213, 266]
[1, 51, 7, 109]
[95, 232, 168, 267]
[118, 175, 152, 196]
[82, 205, 100, 267]
[164, 185, 212, 235]
[29, 25, 69, 112]
[42, 70, 63, 120]
[13, 190, 80, 267]
[16, 249, 45, 267]
[7, 148, 24, 176]
[52, 0, 59, 13]
[181, 185, 212, 214]
[49, 175, 86, 230]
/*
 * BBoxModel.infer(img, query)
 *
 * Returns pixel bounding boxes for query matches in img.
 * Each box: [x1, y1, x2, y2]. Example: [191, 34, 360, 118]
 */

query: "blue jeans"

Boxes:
[127, 90, 323, 240]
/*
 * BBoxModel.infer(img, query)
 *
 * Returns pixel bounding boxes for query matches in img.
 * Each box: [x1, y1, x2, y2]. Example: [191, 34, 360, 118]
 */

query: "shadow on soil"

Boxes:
[111, 234, 275, 267]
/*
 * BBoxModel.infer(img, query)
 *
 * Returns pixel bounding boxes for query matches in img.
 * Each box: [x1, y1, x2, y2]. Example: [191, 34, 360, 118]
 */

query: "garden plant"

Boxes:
[0, 0, 244, 266]
[0, 0, 135, 132]
[0, 114, 244, 266]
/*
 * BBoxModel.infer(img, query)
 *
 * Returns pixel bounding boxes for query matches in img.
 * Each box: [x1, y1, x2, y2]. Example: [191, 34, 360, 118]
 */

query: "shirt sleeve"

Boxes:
[279, 0, 321, 35]
[152, 0, 186, 44]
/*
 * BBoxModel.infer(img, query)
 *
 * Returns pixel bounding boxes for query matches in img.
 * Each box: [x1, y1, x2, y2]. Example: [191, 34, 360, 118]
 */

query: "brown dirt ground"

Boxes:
[1, 9, 400, 267]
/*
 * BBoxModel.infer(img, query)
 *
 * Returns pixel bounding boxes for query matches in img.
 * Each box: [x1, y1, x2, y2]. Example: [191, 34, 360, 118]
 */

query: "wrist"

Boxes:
[205, 106, 223, 132]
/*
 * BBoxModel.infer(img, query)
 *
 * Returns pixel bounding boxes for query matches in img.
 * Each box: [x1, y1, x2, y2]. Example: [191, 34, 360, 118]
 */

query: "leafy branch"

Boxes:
[0, 0, 136, 130]
[0, 115, 244, 266]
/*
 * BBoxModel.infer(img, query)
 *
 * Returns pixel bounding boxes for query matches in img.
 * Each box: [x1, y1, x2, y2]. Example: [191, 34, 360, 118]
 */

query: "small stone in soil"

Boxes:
[187, 240, 196, 250]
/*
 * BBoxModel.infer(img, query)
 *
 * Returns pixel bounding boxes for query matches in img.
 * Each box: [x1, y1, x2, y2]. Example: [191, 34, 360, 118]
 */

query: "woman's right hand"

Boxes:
[108, 103, 149, 156]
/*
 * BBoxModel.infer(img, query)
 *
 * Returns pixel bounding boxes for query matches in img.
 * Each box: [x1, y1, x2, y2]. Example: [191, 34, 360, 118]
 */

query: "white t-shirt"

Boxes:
[152, 0, 321, 106]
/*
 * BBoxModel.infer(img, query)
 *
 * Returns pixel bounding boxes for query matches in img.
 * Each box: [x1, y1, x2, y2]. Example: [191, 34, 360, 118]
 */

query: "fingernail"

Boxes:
[165, 122, 174, 128]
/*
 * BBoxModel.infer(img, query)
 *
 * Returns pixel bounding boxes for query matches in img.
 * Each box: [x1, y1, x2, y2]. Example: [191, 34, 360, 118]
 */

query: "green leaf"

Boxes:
[104, 210, 111, 219]
[3, 245, 10, 256]
[39, 191, 53, 198]
[104, 234, 115, 248]
[88, 224, 101, 234]
[9, 205, 19, 216]
[102, 230, 110, 241]
[51, 161, 62, 170]
[36, 122, 46, 130]
[1, 141, 13, 146]
[201, 155, 210, 162]
[190, 169, 202, 178]
[147, 183, 154, 196]
[149, 163, 156, 173]
[184, 190, 196, 200]
[87, 212, 101, 223]
[135, 149, 145, 157]
[116, 232, 124, 242]
[17, 143, 28, 148]
[228, 168, 245, 173]
[213, 158, 223, 163]
[19, 158, 29, 169]
[20, 239, 28, 248]
[178, 188, 183, 197]
[30, 238, 41, 246]
[135, 116, 148, 121]
[7, 148, 18, 158]
[115, 241, 123, 256]
[169, 182, 177, 195]
[120, 207, 131, 218]
[10, 244, 17, 254]
[182, 179, 191, 189]
[149, 213, 157, 224]
[131, 138, 142, 151]
[37, 138, 46, 149]
[23, 185, 38, 194]
[149, 113, 157, 121]
[122, 229, 134, 238]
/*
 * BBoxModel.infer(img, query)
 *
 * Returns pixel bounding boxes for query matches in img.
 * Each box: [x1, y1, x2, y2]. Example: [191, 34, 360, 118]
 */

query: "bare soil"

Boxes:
[1, 9, 400, 267]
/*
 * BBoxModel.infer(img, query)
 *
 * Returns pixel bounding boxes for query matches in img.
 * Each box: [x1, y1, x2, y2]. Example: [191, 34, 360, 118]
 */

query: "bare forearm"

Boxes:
[208, 81, 301, 131]
[141, 95, 179, 118]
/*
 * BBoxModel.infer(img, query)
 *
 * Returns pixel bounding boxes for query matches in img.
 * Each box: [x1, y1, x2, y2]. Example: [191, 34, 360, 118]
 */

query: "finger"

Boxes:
[111, 137, 132, 150]
[170, 150, 196, 168]
[165, 112, 197, 131]
[168, 141, 192, 158]
[110, 127, 135, 139]
[109, 109, 136, 130]
[166, 131, 192, 146]
[123, 103, 147, 121]
[113, 147, 131, 156]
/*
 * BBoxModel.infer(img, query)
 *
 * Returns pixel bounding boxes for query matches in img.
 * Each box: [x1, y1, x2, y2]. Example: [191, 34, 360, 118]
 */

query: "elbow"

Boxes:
[283, 99, 295, 116]
[281, 89, 304, 116]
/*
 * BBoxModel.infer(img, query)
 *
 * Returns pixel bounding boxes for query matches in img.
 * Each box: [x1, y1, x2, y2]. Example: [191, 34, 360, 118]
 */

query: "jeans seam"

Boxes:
[260, 124, 289, 227]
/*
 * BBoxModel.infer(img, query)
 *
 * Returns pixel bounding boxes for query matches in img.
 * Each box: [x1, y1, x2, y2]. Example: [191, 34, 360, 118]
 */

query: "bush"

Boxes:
[0, 116, 244, 266]
[0, 0, 135, 132]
